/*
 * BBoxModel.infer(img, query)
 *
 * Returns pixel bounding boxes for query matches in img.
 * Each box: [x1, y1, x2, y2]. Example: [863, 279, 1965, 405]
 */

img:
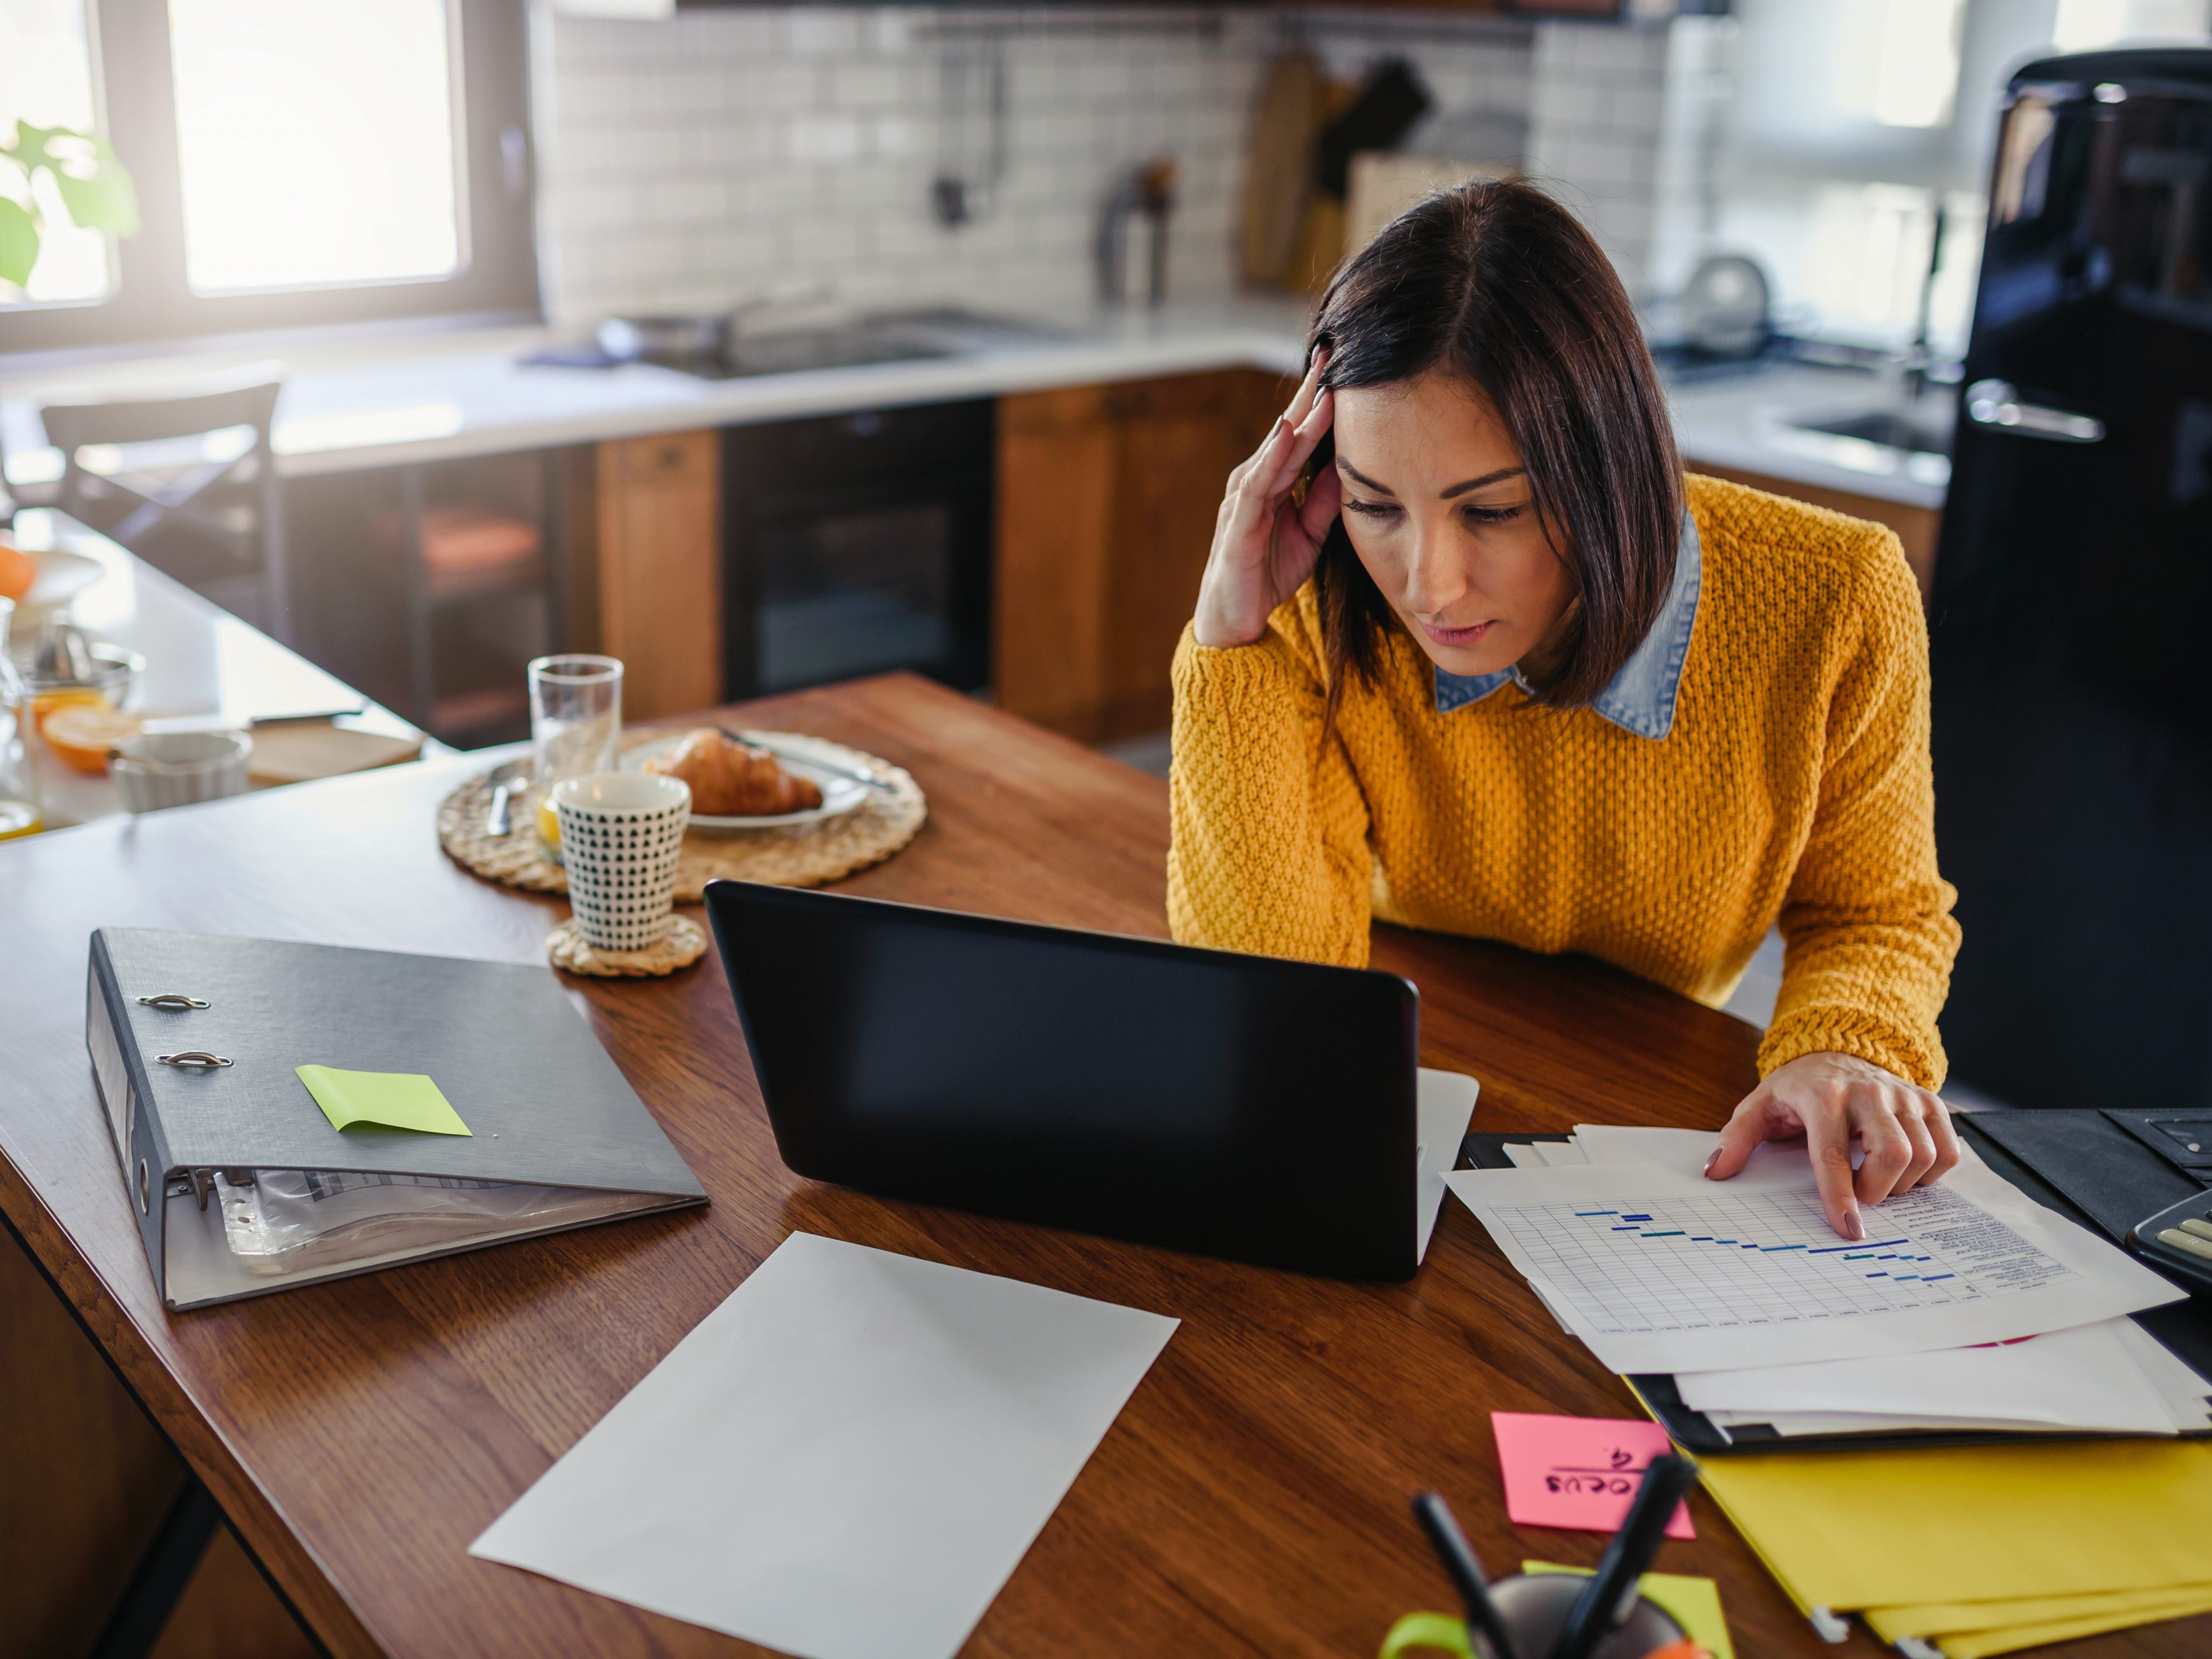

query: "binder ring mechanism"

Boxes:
[138, 993, 210, 1009]
[157, 1052, 233, 1069]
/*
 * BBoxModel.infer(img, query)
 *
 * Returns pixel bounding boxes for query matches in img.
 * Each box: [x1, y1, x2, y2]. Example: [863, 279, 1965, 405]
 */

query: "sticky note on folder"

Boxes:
[296, 1066, 472, 1137]
[1492, 1412, 1694, 1538]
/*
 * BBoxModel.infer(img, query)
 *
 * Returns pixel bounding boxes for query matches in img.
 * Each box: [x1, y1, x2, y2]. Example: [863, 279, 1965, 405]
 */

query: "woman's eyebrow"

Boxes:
[1336, 458, 1398, 496]
[1336, 461, 1529, 498]
[1440, 466, 1528, 499]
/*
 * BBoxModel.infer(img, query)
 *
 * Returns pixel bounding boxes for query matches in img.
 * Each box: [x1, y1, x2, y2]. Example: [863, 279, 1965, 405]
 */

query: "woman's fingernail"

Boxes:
[1702, 1149, 1720, 1175]
[1845, 1212, 1865, 1242]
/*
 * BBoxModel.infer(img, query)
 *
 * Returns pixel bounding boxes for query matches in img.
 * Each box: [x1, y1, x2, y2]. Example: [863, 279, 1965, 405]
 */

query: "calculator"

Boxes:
[2129, 1191, 2212, 1295]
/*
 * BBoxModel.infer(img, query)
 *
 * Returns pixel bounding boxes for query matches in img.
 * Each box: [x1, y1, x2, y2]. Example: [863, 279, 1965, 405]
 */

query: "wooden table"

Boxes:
[1, 673, 2198, 1659]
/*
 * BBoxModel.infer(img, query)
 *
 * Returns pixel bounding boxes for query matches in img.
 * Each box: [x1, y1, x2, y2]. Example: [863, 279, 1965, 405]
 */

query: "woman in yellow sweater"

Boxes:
[1170, 179, 1960, 1242]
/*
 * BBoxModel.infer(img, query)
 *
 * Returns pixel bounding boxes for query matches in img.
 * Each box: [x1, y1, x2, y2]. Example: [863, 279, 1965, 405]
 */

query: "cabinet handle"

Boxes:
[1964, 379, 2105, 444]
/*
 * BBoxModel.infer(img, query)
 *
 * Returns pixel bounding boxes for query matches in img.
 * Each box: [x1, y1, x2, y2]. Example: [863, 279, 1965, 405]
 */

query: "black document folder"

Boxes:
[87, 928, 707, 1309]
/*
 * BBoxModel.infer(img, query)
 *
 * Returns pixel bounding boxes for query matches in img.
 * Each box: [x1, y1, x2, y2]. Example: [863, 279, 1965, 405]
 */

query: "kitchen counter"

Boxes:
[6, 510, 428, 829]
[1666, 359, 1952, 512]
[1, 299, 1948, 511]
[0, 299, 1314, 485]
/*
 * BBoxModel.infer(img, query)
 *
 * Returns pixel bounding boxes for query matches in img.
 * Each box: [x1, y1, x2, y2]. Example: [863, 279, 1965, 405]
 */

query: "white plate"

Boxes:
[621, 729, 874, 830]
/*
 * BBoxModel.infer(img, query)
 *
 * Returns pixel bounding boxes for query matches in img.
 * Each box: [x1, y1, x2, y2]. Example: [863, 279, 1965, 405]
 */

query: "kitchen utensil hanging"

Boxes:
[932, 35, 1007, 227]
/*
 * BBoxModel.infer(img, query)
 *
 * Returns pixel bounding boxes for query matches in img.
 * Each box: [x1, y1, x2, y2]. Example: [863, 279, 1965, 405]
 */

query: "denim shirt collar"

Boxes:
[1431, 508, 1702, 741]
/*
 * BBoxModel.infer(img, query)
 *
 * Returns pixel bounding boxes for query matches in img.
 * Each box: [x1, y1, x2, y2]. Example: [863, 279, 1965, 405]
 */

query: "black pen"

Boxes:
[1411, 1492, 1523, 1659]
[1551, 1453, 1699, 1659]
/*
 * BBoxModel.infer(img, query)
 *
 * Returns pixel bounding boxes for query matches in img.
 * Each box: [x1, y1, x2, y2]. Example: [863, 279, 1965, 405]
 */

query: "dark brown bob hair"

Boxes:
[1310, 177, 1681, 717]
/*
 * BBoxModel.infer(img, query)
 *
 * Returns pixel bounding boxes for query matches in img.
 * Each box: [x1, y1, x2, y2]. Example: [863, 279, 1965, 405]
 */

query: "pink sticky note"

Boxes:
[1491, 1412, 1695, 1539]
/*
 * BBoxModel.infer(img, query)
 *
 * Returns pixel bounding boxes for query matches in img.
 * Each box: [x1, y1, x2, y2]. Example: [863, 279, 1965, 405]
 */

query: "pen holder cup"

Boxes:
[1386, 1575, 1688, 1659]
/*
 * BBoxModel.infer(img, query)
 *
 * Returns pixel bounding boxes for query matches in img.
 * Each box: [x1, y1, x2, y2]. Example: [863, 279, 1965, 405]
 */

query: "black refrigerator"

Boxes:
[1934, 48, 2212, 1113]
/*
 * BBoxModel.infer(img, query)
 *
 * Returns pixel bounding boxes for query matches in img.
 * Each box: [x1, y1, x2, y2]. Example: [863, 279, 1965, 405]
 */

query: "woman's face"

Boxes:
[1330, 370, 1574, 679]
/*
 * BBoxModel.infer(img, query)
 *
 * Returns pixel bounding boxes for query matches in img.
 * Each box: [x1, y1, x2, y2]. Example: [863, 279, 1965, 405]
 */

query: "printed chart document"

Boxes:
[471, 1233, 1178, 1659]
[1444, 1160, 2181, 1373]
[1675, 1317, 2207, 1435]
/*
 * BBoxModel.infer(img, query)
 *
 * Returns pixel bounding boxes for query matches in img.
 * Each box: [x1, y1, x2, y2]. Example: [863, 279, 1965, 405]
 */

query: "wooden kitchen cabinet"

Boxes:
[0, 1226, 316, 1659]
[996, 369, 1286, 741]
[579, 429, 723, 721]
[1688, 459, 1942, 600]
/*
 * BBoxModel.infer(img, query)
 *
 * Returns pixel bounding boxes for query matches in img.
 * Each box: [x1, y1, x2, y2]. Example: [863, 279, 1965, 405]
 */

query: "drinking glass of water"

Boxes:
[529, 654, 622, 852]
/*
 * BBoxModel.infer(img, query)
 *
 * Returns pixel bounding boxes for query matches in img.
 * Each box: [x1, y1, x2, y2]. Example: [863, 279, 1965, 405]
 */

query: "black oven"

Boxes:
[722, 398, 994, 699]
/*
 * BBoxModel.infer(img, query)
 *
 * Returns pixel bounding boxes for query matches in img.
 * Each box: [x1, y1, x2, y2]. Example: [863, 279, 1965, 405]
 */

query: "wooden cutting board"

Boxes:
[247, 722, 424, 787]
[1240, 49, 1326, 290]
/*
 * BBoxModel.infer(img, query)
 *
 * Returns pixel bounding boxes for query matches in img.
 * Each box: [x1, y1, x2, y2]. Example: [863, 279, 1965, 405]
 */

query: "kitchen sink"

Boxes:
[716, 325, 955, 379]
[1788, 408, 1952, 458]
[658, 309, 1069, 381]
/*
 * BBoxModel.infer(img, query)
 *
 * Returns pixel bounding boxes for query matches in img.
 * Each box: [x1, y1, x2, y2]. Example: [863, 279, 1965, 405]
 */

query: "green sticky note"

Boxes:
[296, 1066, 472, 1137]
[1524, 1562, 1734, 1659]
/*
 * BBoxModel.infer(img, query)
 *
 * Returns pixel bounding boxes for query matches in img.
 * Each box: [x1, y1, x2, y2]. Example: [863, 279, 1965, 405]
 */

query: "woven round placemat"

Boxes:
[437, 730, 926, 901]
[546, 915, 708, 978]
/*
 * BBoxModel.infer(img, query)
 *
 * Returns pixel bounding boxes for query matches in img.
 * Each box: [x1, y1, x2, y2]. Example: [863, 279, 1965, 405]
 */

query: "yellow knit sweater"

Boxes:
[1167, 473, 1960, 1088]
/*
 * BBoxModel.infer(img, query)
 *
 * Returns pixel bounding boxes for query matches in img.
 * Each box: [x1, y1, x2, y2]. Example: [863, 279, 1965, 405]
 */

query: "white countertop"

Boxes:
[0, 299, 1314, 484]
[6, 510, 426, 829]
[1, 299, 1946, 510]
[1666, 360, 1952, 513]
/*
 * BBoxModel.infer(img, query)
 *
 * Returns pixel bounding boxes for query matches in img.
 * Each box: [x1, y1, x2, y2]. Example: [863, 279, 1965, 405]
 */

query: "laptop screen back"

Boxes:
[705, 881, 1421, 1279]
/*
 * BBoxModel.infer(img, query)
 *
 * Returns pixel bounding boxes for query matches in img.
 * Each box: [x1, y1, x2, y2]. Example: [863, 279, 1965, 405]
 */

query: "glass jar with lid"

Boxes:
[0, 597, 46, 839]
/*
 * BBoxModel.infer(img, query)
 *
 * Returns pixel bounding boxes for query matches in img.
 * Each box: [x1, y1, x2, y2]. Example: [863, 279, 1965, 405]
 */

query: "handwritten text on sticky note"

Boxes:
[1491, 1412, 1694, 1539]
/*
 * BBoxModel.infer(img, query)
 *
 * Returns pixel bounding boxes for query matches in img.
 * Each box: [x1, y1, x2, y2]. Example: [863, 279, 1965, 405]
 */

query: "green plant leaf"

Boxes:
[53, 161, 139, 236]
[10, 119, 65, 172]
[0, 196, 37, 289]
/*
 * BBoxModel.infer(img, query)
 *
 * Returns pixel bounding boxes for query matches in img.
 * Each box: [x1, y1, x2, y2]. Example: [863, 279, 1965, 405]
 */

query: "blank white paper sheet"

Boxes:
[470, 1233, 1178, 1659]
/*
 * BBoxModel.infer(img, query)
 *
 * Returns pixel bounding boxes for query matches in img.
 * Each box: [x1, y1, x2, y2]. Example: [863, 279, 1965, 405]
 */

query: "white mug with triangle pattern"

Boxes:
[552, 773, 691, 951]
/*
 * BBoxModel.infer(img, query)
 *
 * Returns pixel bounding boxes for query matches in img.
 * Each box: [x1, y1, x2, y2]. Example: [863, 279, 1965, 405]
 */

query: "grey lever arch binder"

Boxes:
[87, 928, 708, 1310]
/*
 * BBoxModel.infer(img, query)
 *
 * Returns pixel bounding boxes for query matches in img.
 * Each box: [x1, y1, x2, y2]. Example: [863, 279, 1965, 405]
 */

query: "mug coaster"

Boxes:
[546, 914, 707, 978]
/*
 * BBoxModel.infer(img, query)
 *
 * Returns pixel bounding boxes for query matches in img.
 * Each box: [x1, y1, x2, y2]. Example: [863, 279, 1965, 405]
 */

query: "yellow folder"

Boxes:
[1695, 1439, 2212, 1613]
[1864, 1581, 2212, 1639]
[1901, 1587, 2212, 1658]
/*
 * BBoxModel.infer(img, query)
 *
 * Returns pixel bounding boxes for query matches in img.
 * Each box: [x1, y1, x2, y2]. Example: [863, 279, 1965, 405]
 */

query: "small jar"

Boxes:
[0, 598, 46, 839]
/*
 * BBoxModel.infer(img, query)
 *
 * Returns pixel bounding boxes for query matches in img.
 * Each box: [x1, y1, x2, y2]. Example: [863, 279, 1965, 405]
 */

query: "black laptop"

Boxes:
[703, 879, 1428, 1280]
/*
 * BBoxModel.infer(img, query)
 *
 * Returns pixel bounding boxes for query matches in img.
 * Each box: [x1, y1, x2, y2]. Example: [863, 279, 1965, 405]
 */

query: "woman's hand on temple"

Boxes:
[1191, 355, 1342, 649]
[1704, 1051, 1960, 1240]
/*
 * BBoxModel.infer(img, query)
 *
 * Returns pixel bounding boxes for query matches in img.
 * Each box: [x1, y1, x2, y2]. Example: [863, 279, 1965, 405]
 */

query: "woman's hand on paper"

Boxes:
[1704, 1052, 1960, 1240]
[1191, 353, 1341, 649]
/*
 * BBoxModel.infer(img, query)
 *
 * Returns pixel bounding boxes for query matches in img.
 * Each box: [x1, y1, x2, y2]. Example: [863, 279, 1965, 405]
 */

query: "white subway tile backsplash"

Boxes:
[872, 116, 923, 158]
[1532, 79, 1601, 133]
[555, 183, 641, 233]
[1605, 84, 1666, 133]
[648, 68, 730, 112]
[540, 5, 1707, 325]
[676, 8, 779, 55]
[782, 8, 864, 57]
[736, 60, 821, 113]
[870, 10, 921, 55]
[684, 121, 777, 168]
[830, 60, 902, 109]
[649, 178, 730, 222]
[789, 114, 866, 162]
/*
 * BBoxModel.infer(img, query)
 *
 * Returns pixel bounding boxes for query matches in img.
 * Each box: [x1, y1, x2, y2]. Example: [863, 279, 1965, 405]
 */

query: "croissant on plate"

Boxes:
[641, 729, 824, 816]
